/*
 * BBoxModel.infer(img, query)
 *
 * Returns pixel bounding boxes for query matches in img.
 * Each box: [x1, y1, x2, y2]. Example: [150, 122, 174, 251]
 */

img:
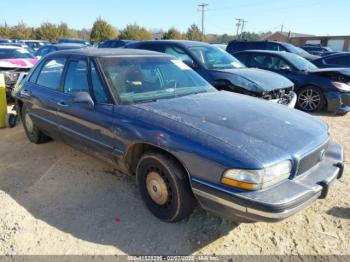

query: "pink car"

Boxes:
[0, 46, 38, 97]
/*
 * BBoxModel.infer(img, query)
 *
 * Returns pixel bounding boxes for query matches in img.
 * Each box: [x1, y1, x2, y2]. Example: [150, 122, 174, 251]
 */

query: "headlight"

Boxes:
[221, 160, 292, 190]
[5, 72, 20, 82]
[332, 81, 350, 92]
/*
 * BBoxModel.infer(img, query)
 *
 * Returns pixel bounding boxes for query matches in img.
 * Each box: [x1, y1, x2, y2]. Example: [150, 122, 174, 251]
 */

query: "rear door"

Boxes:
[25, 56, 67, 139]
[56, 56, 119, 163]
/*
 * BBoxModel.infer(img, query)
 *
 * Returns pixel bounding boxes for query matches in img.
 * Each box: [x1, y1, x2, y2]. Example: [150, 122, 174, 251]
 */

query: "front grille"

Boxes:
[297, 141, 329, 175]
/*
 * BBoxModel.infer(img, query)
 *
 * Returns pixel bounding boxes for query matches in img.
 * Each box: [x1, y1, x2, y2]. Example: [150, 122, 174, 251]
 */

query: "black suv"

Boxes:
[226, 41, 320, 61]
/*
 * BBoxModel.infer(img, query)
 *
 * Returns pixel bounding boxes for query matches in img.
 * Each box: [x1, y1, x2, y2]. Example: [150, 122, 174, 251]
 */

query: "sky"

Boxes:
[0, 0, 349, 36]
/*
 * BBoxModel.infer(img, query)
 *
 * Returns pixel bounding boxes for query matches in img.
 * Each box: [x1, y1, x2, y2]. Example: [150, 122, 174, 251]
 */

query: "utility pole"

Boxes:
[235, 19, 242, 38]
[280, 24, 284, 33]
[198, 3, 208, 39]
[240, 20, 248, 39]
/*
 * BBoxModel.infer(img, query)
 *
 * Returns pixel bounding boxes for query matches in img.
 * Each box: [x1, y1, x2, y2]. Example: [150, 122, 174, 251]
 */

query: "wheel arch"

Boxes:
[124, 142, 192, 182]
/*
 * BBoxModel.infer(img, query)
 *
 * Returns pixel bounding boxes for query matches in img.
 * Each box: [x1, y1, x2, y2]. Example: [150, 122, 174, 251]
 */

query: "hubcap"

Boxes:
[146, 171, 169, 205]
[25, 113, 34, 133]
[298, 89, 321, 111]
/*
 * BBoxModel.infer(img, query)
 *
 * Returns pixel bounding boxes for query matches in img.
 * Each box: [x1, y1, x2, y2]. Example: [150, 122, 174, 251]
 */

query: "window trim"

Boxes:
[88, 59, 114, 105]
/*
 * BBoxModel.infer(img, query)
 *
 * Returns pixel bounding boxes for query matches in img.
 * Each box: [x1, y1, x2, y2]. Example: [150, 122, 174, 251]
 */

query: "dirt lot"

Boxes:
[0, 110, 349, 256]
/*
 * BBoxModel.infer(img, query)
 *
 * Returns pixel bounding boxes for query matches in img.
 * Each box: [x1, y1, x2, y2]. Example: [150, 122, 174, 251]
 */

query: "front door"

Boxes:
[56, 57, 119, 163]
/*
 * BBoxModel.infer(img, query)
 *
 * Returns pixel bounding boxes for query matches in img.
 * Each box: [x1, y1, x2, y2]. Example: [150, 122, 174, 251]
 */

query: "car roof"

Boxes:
[0, 45, 22, 50]
[46, 47, 170, 58]
[236, 50, 289, 56]
[131, 40, 211, 47]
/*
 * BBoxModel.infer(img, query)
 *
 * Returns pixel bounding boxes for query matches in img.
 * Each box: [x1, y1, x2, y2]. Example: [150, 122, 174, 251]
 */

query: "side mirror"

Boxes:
[182, 59, 195, 68]
[72, 92, 94, 108]
[280, 65, 291, 72]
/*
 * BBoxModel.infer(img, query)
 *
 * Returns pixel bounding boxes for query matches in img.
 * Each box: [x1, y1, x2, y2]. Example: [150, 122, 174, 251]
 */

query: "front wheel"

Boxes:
[297, 86, 326, 112]
[22, 105, 51, 144]
[136, 151, 196, 222]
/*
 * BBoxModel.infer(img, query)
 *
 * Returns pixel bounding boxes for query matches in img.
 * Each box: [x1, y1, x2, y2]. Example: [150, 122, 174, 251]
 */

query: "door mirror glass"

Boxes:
[72, 92, 94, 108]
[280, 65, 291, 71]
[182, 58, 195, 68]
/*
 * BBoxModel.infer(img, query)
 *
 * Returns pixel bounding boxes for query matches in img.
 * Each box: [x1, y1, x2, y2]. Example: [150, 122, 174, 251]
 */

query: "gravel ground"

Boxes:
[0, 111, 349, 256]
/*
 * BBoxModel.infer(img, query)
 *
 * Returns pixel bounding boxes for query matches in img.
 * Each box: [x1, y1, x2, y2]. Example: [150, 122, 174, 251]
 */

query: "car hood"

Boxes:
[135, 91, 328, 166]
[309, 67, 350, 76]
[0, 58, 38, 69]
[209, 68, 294, 93]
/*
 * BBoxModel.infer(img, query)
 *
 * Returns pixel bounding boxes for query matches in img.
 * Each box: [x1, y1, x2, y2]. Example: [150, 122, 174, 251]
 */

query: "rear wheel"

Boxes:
[136, 151, 196, 222]
[22, 105, 51, 144]
[297, 86, 325, 112]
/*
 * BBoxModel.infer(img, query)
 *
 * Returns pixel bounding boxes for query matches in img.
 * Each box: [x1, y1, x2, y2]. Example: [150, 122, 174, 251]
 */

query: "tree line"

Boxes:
[0, 18, 265, 43]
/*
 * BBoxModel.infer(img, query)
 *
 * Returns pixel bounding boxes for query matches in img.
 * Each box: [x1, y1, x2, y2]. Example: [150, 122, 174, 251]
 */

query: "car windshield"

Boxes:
[284, 43, 309, 56]
[0, 48, 34, 59]
[188, 45, 245, 69]
[100, 56, 216, 105]
[284, 53, 318, 71]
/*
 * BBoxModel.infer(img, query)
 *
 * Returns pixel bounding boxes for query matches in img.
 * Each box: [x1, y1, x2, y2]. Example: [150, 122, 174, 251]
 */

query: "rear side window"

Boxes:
[234, 53, 250, 66]
[226, 42, 247, 53]
[63, 60, 89, 94]
[37, 58, 66, 90]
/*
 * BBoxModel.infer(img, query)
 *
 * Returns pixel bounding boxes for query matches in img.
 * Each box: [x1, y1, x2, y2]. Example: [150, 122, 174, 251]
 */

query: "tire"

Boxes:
[22, 104, 51, 144]
[5, 113, 17, 128]
[296, 86, 326, 112]
[136, 151, 196, 222]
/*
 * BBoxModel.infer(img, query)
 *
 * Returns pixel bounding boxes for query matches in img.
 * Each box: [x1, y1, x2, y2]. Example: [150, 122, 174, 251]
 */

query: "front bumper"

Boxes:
[270, 91, 297, 108]
[325, 91, 350, 114]
[192, 142, 344, 222]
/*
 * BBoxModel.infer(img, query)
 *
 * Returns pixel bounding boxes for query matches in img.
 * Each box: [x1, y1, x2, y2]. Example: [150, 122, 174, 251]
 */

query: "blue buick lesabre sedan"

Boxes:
[14, 49, 344, 222]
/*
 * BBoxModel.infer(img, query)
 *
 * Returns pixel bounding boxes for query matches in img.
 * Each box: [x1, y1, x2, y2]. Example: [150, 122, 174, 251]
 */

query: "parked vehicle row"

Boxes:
[226, 40, 321, 61]
[126, 40, 297, 108]
[34, 43, 89, 59]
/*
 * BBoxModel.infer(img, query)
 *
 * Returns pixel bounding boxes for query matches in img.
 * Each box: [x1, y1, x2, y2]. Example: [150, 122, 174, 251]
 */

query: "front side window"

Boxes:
[283, 53, 317, 71]
[188, 45, 245, 69]
[265, 56, 289, 70]
[37, 58, 66, 90]
[91, 62, 109, 103]
[250, 54, 268, 68]
[64, 60, 89, 94]
[100, 56, 215, 105]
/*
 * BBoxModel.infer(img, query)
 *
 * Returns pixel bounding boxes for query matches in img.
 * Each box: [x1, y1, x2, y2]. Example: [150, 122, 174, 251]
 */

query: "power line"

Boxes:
[197, 3, 208, 38]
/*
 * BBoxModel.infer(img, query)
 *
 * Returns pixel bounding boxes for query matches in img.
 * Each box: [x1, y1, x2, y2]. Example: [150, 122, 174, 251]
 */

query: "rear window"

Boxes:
[0, 48, 34, 59]
[226, 42, 267, 53]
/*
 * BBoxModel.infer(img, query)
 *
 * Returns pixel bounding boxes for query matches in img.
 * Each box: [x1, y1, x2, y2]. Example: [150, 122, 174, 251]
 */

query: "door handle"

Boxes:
[57, 101, 69, 107]
[20, 89, 31, 98]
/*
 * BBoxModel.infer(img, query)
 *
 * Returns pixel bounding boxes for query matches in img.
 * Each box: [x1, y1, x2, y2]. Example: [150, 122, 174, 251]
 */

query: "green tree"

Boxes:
[90, 18, 116, 43]
[10, 21, 34, 39]
[0, 23, 11, 38]
[186, 24, 204, 41]
[163, 27, 186, 40]
[35, 22, 60, 42]
[119, 24, 152, 40]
